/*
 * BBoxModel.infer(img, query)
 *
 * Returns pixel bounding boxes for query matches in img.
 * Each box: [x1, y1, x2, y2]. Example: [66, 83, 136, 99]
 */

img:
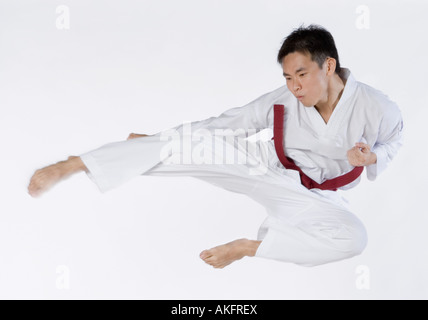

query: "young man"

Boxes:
[28, 25, 403, 268]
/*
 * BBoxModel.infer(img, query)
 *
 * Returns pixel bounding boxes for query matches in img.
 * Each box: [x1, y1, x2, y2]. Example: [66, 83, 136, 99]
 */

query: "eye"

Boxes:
[299, 73, 307, 77]
[285, 77, 291, 81]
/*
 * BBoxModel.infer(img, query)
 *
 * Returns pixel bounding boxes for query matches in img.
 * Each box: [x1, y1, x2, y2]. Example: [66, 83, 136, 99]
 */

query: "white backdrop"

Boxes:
[1, 0, 427, 299]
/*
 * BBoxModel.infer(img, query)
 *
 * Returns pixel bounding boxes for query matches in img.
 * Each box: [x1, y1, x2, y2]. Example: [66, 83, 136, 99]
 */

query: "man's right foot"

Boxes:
[28, 157, 83, 198]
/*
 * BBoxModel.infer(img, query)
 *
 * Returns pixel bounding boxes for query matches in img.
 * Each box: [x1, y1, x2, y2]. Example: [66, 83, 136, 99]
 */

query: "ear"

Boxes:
[325, 57, 337, 76]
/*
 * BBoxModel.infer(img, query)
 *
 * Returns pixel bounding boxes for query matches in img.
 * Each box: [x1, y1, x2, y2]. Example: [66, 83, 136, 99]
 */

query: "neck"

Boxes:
[315, 72, 346, 115]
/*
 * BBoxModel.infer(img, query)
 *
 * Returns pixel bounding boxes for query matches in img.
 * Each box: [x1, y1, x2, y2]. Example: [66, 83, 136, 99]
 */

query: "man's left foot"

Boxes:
[199, 239, 260, 269]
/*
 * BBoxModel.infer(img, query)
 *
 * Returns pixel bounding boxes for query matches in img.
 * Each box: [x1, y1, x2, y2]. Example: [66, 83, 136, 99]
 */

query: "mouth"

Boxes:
[297, 96, 304, 101]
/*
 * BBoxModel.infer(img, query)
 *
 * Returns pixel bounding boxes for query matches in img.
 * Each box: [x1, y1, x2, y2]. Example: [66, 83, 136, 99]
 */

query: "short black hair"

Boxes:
[277, 24, 341, 73]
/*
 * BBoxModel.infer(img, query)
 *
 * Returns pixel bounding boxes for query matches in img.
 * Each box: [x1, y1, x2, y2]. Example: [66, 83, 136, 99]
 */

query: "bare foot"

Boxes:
[127, 133, 150, 140]
[199, 239, 261, 269]
[28, 156, 84, 198]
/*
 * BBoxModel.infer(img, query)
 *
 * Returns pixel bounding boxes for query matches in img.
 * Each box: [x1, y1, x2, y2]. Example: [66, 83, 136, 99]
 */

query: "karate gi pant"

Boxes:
[79, 132, 368, 267]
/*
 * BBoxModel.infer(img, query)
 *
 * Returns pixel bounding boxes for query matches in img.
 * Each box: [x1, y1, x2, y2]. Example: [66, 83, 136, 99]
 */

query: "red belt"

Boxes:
[271, 104, 364, 191]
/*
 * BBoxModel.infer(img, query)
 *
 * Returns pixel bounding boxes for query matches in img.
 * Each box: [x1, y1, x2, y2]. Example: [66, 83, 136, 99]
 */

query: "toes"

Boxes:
[28, 183, 38, 194]
[30, 179, 44, 190]
[28, 175, 47, 198]
[28, 188, 40, 198]
[201, 255, 226, 269]
[30, 192, 40, 198]
[209, 259, 225, 269]
[205, 258, 218, 268]
[199, 250, 213, 260]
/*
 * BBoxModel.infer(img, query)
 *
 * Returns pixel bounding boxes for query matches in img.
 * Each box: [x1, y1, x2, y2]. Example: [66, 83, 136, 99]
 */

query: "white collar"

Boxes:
[338, 68, 358, 103]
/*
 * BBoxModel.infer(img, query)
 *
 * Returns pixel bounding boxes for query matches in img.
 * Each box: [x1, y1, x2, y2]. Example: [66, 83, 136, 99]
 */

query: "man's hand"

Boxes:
[127, 133, 150, 140]
[347, 142, 377, 167]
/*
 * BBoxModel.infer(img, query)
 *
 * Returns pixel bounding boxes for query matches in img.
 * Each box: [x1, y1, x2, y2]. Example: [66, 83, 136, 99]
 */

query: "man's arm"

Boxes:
[149, 86, 288, 138]
[366, 101, 403, 181]
[347, 100, 403, 180]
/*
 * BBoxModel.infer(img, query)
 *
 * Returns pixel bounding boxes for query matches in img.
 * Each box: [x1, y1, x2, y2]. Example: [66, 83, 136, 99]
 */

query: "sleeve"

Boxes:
[366, 101, 404, 181]
[150, 86, 286, 138]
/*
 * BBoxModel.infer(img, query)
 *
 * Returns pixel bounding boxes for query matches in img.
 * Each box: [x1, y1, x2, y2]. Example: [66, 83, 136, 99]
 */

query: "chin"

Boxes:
[296, 96, 313, 107]
[301, 101, 313, 107]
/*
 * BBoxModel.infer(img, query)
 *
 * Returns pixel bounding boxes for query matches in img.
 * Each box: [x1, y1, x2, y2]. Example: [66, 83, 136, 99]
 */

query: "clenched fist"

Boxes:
[347, 142, 377, 167]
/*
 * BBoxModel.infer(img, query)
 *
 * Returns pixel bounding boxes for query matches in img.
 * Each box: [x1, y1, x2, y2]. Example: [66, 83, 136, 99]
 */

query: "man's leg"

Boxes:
[247, 179, 368, 267]
[144, 159, 368, 268]
[28, 132, 270, 268]
[27, 134, 148, 197]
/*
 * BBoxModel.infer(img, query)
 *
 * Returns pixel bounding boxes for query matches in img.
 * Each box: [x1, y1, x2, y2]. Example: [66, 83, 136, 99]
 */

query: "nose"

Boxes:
[293, 79, 302, 94]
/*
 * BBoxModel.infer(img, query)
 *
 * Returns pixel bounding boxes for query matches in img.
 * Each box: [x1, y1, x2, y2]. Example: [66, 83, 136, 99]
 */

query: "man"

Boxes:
[28, 25, 403, 268]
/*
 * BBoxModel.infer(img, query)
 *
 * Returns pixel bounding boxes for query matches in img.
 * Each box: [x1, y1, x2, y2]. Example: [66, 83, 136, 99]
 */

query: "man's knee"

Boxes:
[332, 217, 368, 261]
[303, 214, 368, 266]
[349, 219, 368, 257]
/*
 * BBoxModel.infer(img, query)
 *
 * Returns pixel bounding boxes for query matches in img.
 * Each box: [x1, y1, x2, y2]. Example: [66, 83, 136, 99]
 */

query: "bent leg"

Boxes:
[255, 196, 368, 267]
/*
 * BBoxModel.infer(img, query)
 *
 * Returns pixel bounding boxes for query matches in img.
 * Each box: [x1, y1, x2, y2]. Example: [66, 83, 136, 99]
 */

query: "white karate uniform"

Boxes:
[79, 68, 403, 267]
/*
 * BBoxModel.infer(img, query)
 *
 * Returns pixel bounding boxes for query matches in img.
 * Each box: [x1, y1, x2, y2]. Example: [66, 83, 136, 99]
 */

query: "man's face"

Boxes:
[282, 51, 328, 107]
